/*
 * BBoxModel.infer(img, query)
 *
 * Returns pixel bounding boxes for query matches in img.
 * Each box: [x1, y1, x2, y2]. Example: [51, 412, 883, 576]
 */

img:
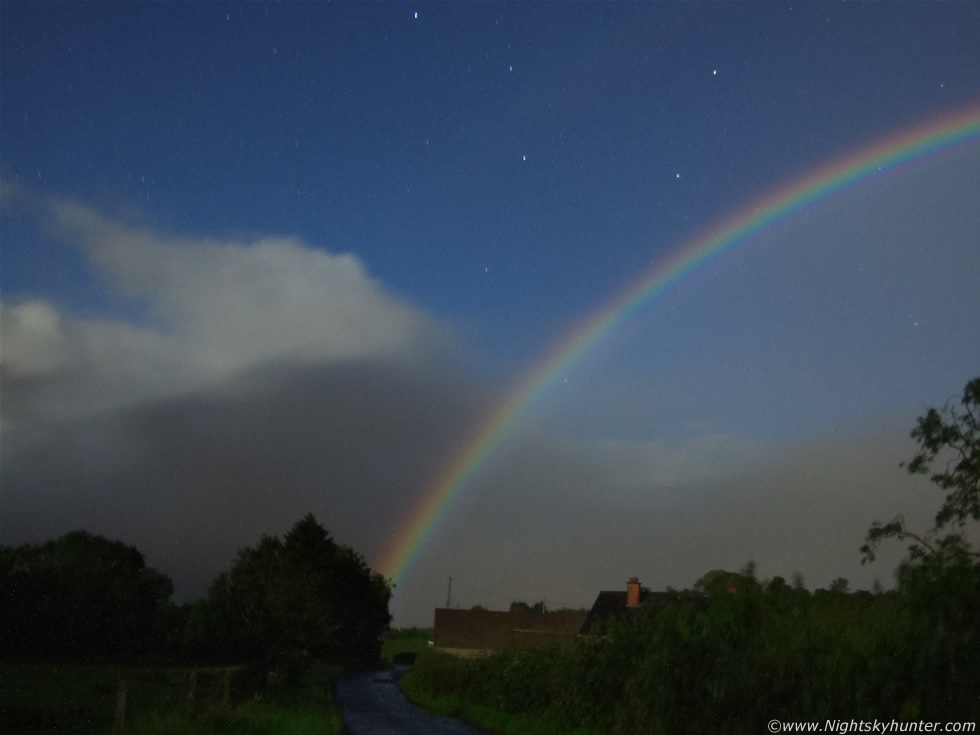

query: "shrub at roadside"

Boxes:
[406, 574, 978, 734]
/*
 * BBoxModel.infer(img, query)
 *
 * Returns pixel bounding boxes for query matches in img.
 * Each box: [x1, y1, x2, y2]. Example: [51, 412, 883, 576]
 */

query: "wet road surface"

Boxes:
[335, 667, 486, 735]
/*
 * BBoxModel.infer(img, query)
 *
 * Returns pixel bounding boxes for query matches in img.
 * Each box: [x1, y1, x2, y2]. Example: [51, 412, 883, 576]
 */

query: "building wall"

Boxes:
[433, 608, 588, 653]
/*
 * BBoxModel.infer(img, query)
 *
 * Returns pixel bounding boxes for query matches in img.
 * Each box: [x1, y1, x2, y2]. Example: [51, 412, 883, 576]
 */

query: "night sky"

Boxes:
[2, 2, 979, 626]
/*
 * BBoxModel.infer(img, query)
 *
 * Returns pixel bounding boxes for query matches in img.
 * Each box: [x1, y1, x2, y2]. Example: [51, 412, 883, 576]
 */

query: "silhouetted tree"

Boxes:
[791, 571, 807, 590]
[861, 377, 980, 698]
[863, 376, 980, 568]
[0, 531, 173, 660]
[202, 514, 391, 665]
[694, 567, 761, 597]
[828, 577, 849, 594]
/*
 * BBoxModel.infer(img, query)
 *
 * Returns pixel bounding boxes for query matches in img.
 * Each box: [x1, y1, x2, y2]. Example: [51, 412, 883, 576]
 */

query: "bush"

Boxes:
[407, 577, 980, 734]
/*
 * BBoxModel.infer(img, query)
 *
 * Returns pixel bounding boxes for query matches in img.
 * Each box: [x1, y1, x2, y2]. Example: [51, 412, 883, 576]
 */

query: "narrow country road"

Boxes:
[335, 667, 486, 735]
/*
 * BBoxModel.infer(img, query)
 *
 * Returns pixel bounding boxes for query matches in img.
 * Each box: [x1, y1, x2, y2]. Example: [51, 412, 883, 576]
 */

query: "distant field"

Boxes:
[382, 628, 433, 664]
[0, 662, 343, 735]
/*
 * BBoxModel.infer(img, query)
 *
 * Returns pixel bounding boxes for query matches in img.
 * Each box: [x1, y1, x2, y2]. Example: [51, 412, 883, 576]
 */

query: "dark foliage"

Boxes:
[863, 376, 980, 566]
[185, 514, 391, 666]
[0, 531, 174, 660]
[408, 570, 979, 733]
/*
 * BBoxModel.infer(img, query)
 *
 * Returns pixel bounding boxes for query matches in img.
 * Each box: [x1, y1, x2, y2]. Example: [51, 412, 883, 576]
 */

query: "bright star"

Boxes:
[414, 10, 418, 19]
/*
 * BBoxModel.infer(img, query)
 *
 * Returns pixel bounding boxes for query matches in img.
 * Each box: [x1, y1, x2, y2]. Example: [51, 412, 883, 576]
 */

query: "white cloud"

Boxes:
[49, 200, 445, 374]
[2, 300, 71, 377]
[1, 299, 187, 425]
[3, 196, 450, 427]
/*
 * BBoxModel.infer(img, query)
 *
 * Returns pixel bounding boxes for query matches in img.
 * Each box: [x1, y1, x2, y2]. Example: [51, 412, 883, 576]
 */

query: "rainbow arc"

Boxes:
[379, 104, 980, 585]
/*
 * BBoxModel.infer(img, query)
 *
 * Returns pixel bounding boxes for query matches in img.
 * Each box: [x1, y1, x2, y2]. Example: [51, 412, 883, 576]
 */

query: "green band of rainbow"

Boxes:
[380, 104, 980, 584]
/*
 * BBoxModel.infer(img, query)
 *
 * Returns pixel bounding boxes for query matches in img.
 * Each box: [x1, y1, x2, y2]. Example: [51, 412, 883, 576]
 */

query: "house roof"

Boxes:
[581, 590, 635, 634]
[580, 589, 681, 633]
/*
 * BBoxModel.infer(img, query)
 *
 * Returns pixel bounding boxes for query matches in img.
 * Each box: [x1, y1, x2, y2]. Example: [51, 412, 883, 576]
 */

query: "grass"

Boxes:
[0, 663, 232, 734]
[131, 663, 344, 735]
[399, 667, 601, 735]
[381, 628, 433, 664]
[0, 661, 344, 735]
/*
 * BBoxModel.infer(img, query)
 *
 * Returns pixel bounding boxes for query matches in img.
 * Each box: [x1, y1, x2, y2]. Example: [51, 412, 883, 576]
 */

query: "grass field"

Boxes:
[0, 661, 344, 735]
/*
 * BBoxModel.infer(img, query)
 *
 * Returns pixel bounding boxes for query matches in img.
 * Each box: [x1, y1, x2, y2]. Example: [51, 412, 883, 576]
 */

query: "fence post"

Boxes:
[112, 679, 127, 734]
[220, 669, 232, 711]
[185, 670, 197, 715]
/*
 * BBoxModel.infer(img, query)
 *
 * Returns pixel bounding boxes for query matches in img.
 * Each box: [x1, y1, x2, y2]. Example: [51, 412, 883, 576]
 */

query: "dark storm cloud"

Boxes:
[2, 357, 489, 601]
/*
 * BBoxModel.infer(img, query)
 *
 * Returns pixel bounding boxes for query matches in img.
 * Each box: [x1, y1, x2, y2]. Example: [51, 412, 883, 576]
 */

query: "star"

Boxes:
[522, 155, 526, 161]
[414, 11, 418, 19]
[713, 69, 717, 75]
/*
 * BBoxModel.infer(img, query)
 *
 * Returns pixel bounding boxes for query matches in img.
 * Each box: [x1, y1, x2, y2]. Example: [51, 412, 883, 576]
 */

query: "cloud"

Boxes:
[1, 191, 480, 601]
[47, 200, 448, 373]
[1, 298, 188, 426]
[2, 193, 451, 427]
[0, 187, 963, 627]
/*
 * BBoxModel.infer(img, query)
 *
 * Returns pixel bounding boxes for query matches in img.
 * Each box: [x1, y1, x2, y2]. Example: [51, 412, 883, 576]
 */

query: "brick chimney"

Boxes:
[626, 577, 641, 607]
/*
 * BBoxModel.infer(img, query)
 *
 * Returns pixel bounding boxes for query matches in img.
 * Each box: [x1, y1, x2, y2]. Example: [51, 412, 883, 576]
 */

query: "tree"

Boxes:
[203, 514, 391, 665]
[827, 577, 849, 594]
[862, 377, 980, 568]
[0, 531, 173, 660]
[791, 571, 807, 591]
[695, 565, 762, 597]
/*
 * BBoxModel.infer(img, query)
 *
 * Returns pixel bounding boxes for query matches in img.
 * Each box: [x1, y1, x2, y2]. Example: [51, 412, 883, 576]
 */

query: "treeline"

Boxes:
[407, 565, 980, 733]
[0, 514, 391, 666]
